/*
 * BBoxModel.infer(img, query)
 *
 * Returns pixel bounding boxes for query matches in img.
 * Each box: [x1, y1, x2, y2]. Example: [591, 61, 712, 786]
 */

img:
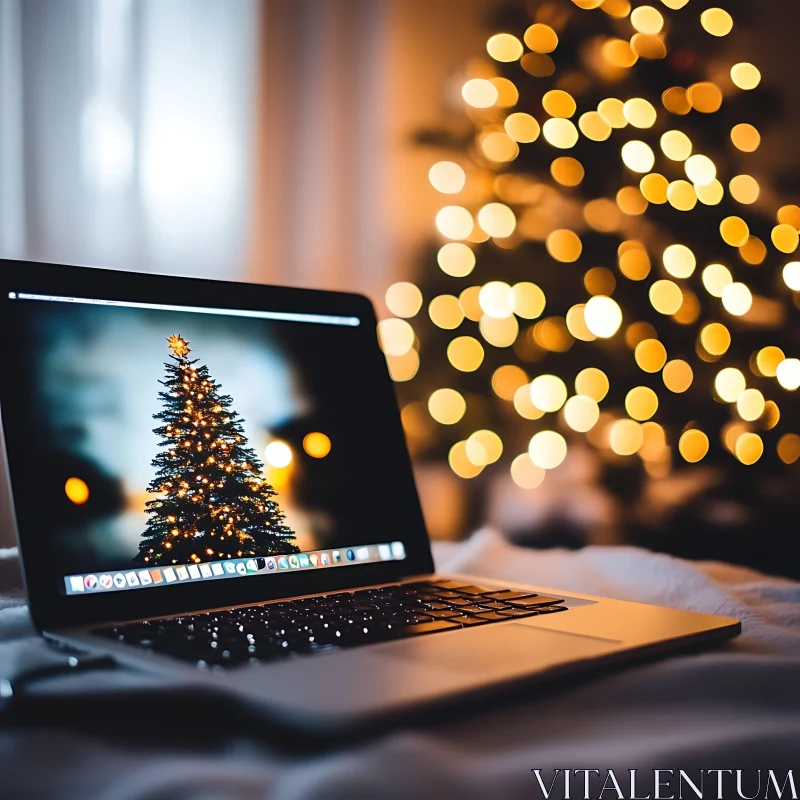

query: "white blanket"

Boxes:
[0, 530, 798, 799]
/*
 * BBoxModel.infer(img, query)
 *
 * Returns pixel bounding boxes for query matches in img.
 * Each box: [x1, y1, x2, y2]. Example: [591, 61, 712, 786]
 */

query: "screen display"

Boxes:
[6, 291, 412, 598]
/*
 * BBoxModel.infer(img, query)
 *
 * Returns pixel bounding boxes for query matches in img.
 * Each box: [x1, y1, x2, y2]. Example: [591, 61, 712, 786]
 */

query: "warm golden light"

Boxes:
[511, 282, 546, 319]
[585, 198, 622, 232]
[543, 90, 576, 119]
[635, 339, 667, 373]
[386, 349, 419, 382]
[479, 131, 519, 163]
[428, 161, 466, 194]
[550, 157, 585, 186]
[303, 432, 331, 459]
[492, 365, 528, 401]
[437, 242, 475, 278]
[584, 295, 622, 338]
[688, 82, 723, 114]
[477, 203, 516, 238]
[720, 216, 749, 247]
[621, 140, 655, 173]
[700, 322, 731, 356]
[649, 280, 683, 315]
[702, 264, 732, 298]
[546, 229, 583, 262]
[695, 180, 724, 206]
[429, 388, 466, 425]
[459, 286, 483, 321]
[639, 173, 669, 204]
[575, 367, 610, 402]
[619, 248, 651, 280]
[625, 320, 658, 349]
[385, 282, 423, 318]
[479, 314, 519, 348]
[715, 367, 746, 403]
[737, 388, 765, 422]
[584, 267, 616, 296]
[777, 433, 800, 465]
[660, 130, 692, 161]
[684, 154, 716, 186]
[542, 118, 579, 149]
[602, 39, 638, 68]
[578, 111, 612, 142]
[65, 477, 90, 505]
[663, 244, 696, 279]
[739, 236, 767, 265]
[667, 180, 697, 211]
[429, 294, 464, 330]
[662, 359, 693, 393]
[510, 454, 545, 489]
[630, 33, 666, 60]
[435, 206, 473, 240]
[625, 386, 658, 421]
[776, 358, 800, 391]
[521, 53, 555, 77]
[661, 86, 691, 114]
[782, 262, 800, 291]
[609, 419, 644, 456]
[730, 123, 760, 152]
[772, 224, 800, 254]
[486, 33, 523, 62]
[530, 374, 568, 413]
[756, 346, 785, 378]
[623, 98, 657, 128]
[735, 432, 763, 465]
[524, 23, 558, 53]
[447, 336, 484, 372]
[514, 384, 545, 420]
[598, 98, 627, 128]
[730, 62, 761, 91]
[721, 282, 753, 316]
[777, 205, 800, 230]
[700, 8, 733, 37]
[478, 281, 513, 318]
[529, 430, 568, 470]
[728, 174, 759, 205]
[679, 430, 709, 463]
[563, 394, 600, 432]
[448, 440, 482, 479]
[630, 5, 664, 34]
[264, 440, 292, 468]
[461, 78, 498, 108]
[504, 113, 540, 143]
[466, 429, 503, 466]
[491, 78, 519, 109]
[616, 187, 648, 216]
[377, 318, 414, 356]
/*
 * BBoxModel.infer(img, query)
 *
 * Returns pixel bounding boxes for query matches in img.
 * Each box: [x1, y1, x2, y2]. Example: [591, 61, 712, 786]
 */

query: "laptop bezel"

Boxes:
[0, 259, 434, 631]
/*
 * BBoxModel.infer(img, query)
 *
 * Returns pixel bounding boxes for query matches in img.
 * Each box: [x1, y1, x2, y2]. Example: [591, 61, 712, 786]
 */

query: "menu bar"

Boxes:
[64, 541, 406, 596]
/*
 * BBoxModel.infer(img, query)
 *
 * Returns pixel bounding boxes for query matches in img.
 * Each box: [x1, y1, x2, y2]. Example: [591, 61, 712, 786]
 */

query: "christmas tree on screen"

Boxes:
[135, 335, 298, 566]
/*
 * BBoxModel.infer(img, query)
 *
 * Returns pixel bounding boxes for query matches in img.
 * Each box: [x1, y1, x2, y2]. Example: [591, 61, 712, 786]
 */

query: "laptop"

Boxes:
[0, 260, 740, 733]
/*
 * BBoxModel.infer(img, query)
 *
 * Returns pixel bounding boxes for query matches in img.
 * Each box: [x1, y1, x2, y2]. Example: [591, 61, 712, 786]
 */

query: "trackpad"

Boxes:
[383, 623, 621, 681]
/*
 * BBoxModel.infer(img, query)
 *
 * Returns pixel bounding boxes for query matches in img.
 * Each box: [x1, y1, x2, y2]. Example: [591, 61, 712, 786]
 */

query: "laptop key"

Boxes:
[450, 585, 496, 596]
[425, 609, 461, 619]
[451, 615, 490, 626]
[395, 619, 461, 636]
[496, 608, 540, 618]
[474, 611, 511, 621]
[482, 590, 536, 601]
[507, 595, 564, 608]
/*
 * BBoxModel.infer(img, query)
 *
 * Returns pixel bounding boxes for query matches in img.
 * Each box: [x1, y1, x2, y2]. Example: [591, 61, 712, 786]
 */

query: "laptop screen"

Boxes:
[4, 284, 421, 602]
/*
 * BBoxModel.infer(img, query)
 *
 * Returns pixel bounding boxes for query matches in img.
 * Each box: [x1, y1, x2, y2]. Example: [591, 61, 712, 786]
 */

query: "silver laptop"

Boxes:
[0, 260, 739, 733]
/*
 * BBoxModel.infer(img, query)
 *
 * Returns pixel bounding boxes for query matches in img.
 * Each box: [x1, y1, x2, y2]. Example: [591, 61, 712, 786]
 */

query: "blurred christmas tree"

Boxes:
[136, 335, 297, 566]
[381, 0, 800, 573]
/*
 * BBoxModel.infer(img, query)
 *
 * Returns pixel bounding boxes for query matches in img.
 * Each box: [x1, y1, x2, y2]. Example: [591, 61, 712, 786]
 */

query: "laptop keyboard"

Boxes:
[92, 579, 567, 670]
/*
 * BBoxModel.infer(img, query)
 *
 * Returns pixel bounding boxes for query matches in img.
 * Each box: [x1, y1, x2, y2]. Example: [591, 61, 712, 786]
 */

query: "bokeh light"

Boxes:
[621, 140, 655, 173]
[428, 161, 466, 194]
[730, 63, 761, 91]
[575, 367, 610, 402]
[735, 432, 763, 465]
[679, 430, 709, 463]
[635, 339, 667, 372]
[630, 5, 664, 34]
[264, 440, 292, 468]
[720, 216, 749, 247]
[504, 113, 540, 143]
[477, 203, 516, 238]
[447, 336, 485, 372]
[510, 454, 546, 489]
[303, 432, 331, 459]
[663, 244, 696, 279]
[428, 388, 467, 424]
[377, 318, 414, 356]
[529, 430, 567, 469]
[449, 440, 482, 478]
[772, 224, 800, 254]
[737, 388, 765, 422]
[437, 242, 475, 277]
[385, 282, 423, 318]
[584, 295, 622, 338]
[721, 282, 753, 316]
[543, 118, 579, 149]
[623, 98, 657, 128]
[684, 154, 716, 186]
[492, 365, 528, 400]
[609, 419, 644, 455]
[715, 367, 746, 402]
[660, 130, 692, 161]
[662, 359, 693, 393]
[579, 111, 612, 141]
[551, 157, 585, 186]
[730, 123, 760, 152]
[782, 262, 800, 291]
[524, 23, 558, 53]
[436, 206, 473, 239]
[649, 280, 683, 315]
[564, 395, 600, 432]
[65, 477, 90, 505]
[511, 282, 546, 318]
[626, 386, 658, 420]
[700, 322, 731, 356]
[667, 180, 697, 211]
[429, 294, 464, 329]
[729, 174, 759, 205]
[462, 78, 498, 108]
[487, 33, 524, 62]
[700, 8, 733, 37]
[546, 229, 583, 262]
[777, 358, 800, 391]
[466, 429, 503, 466]
[777, 433, 800, 465]
[543, 90, 577, 118]
[530, 374, 568, 412]
[756, 346, 785, 378]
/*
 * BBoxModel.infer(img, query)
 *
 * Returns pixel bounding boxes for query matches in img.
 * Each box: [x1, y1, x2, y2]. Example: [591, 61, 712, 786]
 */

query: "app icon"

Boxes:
[211, 562, 224, 576]
[299, 554, 310, 568]
[378, 544, 392, 561]
[356, 547, 369, 562]
[138, 570, 153, 585]
[332, 551, 341, 563]
[278, 557, 290, 570]
[391, 541, 406, 560]
[163, 567, 176, 583]
[266, 558, 276, 571]
[256, 558, 267, 571]
[175, 565, 189, 581]
[187, 564, 201, 580]
[150, 570, 163, 583]
[346, 549, 355, 562]
[235, 562, 247, 575]
[113, 573, 127, 589]
[320, 553, 329, 566]
[84, 575, 98, 590]
[99, 574, 113, 589]
[125, 572, 140, 587]
[309, 554, 319, 567]
[245, 559, 258, 573]
[199, 563, 213, 578]
[69, 576, 84, 593]
[224, 562, 236, 574]
[288, 555, 300, 569]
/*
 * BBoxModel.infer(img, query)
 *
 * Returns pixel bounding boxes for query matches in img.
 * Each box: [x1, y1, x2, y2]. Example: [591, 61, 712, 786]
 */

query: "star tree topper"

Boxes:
[167, 334, 191, 358]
